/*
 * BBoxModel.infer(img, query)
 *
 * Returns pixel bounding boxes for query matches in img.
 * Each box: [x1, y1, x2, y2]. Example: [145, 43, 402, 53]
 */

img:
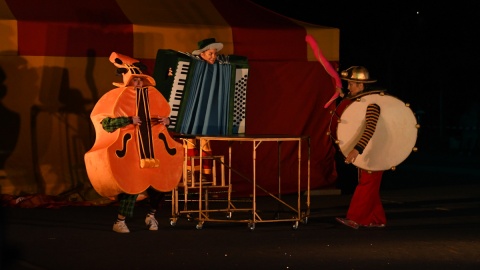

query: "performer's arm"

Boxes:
[100, 115, 168, 133]
[100, 116, 136, 133]
[354, 103, 381, 154]
[345, 103, 380, 164]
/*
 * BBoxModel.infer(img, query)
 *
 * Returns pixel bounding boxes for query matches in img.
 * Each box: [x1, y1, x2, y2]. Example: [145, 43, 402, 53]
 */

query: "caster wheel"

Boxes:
[301, 211, 309, 224]
[292, 221, 299, 230]
[302, 216, 309, 224]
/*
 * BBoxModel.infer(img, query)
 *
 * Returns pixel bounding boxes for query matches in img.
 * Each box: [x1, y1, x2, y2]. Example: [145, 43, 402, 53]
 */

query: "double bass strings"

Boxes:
[136, 87, 157, 168]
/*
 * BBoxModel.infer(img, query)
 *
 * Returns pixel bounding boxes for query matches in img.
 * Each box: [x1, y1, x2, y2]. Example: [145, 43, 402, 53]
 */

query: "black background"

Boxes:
[251, 0, 480, 154]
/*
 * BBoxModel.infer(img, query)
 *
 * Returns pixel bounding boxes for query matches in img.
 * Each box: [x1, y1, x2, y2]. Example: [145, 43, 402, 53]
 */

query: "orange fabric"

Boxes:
[85, 53, 184, 197]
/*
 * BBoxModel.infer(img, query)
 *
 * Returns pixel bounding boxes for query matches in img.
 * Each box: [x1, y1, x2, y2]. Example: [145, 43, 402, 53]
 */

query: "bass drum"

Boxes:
[337, 92, 418, 171]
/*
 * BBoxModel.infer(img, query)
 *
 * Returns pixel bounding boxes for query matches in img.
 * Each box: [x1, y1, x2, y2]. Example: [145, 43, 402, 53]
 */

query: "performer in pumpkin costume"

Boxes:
[85, 52, 183, 233]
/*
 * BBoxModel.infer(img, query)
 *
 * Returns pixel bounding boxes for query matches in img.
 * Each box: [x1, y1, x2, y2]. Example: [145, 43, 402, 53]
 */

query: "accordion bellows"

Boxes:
[153, 49, 249, 135]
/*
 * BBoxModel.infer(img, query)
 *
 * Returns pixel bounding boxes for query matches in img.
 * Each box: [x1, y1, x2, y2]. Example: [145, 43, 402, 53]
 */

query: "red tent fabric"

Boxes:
[0, 0, 339, 198]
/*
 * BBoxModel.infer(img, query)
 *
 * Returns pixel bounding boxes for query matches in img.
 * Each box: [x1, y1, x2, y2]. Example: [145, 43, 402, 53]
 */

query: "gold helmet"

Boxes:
[341, 66, 376, 83]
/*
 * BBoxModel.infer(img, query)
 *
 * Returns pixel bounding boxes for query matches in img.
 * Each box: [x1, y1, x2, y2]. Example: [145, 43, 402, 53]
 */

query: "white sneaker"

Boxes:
[145, 215, 158, 231]
[113, 220, 130, 233]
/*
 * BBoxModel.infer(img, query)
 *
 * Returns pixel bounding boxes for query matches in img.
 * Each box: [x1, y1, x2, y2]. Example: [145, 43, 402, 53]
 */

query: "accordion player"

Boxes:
[153, 49, 249, 135]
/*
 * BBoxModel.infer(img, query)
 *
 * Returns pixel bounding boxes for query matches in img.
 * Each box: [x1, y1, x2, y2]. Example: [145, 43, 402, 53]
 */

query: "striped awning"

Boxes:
[1, 0, 339, 61]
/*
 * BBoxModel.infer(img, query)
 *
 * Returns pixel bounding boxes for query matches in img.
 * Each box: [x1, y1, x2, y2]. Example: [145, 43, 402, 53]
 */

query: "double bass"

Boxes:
[84, 52, 184, 198]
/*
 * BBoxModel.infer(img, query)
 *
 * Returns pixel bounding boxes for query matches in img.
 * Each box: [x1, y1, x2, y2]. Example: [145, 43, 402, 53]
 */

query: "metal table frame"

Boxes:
[172, 134, 311, 230]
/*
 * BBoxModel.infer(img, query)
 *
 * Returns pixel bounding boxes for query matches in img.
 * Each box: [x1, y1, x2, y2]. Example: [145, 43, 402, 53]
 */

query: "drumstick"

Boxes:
[305, 35, 342, 108]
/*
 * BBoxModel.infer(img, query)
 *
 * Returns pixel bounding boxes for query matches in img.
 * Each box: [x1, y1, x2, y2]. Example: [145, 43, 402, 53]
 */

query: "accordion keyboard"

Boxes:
[169, 60, 190, 128]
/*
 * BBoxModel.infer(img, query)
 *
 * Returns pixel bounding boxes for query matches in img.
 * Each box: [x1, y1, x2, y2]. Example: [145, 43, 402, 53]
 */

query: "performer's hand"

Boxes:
[345, 149, 359, 164]
[336, 87, 344, 98]
[131, 116, 142, 125]
[151, 116, 170, 126]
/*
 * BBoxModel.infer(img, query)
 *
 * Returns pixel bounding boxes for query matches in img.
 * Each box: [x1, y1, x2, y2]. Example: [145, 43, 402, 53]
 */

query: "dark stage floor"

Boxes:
[2, 152, 480, 270]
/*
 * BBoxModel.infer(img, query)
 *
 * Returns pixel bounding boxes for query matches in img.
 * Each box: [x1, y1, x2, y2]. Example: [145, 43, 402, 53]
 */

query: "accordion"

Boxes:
[153, 49, 249, 135]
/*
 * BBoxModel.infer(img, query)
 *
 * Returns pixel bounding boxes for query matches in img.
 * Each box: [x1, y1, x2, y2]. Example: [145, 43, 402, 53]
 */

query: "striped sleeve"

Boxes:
[354, 103, 380, 154]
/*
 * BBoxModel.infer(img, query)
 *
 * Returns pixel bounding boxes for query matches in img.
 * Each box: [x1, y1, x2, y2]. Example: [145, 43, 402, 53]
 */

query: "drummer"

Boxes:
[332, 66, 386, 229]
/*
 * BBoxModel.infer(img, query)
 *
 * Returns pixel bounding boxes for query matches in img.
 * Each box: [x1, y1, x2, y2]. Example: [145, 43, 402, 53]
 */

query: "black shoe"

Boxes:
[362, 223, 385, 228]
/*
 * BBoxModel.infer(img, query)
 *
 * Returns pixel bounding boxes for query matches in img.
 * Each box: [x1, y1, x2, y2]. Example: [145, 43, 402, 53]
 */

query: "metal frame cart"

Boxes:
[171, 134, 310, 230]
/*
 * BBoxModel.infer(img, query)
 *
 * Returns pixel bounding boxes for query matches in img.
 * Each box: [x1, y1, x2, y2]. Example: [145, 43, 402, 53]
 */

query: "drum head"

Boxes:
[337, 93, 418, 171]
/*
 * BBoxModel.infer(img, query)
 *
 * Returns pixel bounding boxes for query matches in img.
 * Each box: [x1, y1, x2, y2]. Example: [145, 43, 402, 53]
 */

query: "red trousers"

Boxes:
[346, 169, 386, 226]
